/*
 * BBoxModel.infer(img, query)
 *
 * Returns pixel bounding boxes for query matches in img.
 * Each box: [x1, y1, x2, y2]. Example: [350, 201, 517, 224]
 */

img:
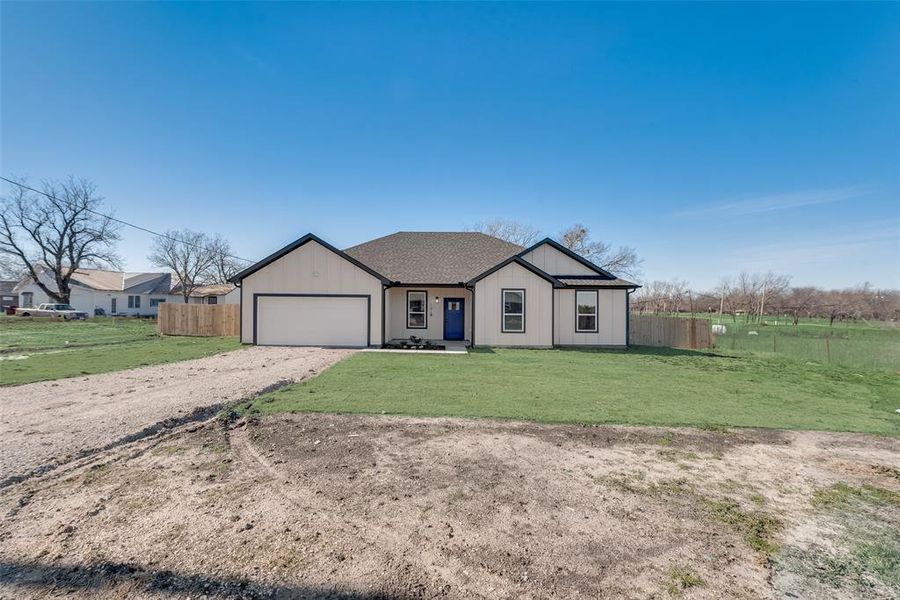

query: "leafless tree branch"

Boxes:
[0, 177, 121, 303]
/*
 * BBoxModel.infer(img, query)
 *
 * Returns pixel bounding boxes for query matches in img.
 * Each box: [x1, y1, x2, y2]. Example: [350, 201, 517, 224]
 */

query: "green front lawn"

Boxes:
[247, 347, 900, 436]
[0, 317, 241, 386]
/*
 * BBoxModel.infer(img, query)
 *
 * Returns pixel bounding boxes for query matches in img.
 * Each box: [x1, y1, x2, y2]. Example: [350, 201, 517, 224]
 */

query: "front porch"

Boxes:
[385, 286, 473, 347]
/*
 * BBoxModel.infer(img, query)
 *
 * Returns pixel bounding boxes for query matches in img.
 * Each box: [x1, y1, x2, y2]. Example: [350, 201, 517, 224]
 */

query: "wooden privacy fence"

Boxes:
[629, 315, 714, 349]
[158, 303, 239, 337]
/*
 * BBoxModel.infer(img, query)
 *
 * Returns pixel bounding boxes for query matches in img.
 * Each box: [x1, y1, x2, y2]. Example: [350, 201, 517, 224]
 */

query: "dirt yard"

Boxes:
[0, 347, 354, 486]
[1, 413, 897, 599]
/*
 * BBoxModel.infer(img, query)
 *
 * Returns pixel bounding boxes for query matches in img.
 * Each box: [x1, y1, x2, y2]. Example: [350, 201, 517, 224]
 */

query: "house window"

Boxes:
[149, 298, 166, 308]
[502, 289, 525, 333]
[128, 295, 141, 309]
[207, 296, 218, 305]
[111, 298, 117, 314]
[407, 291, 427, 329]
[575, 290, 599, 333]
[21, 292, 33, 307]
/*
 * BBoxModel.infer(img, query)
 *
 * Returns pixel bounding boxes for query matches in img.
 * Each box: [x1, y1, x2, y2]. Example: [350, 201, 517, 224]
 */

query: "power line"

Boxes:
[0, 176, 255, 264]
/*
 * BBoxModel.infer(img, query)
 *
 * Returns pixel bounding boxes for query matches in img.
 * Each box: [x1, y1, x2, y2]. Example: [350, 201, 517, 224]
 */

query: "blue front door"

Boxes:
[443, 298, 465, 341]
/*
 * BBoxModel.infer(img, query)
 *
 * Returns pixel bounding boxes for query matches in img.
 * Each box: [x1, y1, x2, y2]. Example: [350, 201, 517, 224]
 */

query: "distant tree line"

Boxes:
[633, 273, 899, 325]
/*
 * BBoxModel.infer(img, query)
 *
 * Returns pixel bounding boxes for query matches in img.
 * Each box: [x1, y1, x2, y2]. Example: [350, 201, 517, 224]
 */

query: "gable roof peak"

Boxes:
[518, 237, 619, 279]
[229, 232, 390, 284]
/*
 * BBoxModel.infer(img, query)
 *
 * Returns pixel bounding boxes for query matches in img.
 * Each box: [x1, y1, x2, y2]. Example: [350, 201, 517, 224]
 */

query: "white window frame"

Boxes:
[407, 290, 427, 329]
[575, 290, 599, 333]
[128, 295, 141, 309]
[207, 296, 218, 305]
[149, 298, 166, 308]
[21, 292, 34, 308]
[501, 288, 525, 333]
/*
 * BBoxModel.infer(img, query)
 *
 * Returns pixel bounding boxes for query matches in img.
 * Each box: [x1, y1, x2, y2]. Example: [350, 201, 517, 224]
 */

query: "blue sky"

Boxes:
[2, 2, 898, 289]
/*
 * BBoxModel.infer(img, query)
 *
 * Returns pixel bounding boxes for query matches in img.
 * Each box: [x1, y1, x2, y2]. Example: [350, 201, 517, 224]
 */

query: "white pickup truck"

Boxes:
[15, 303, 89, 320]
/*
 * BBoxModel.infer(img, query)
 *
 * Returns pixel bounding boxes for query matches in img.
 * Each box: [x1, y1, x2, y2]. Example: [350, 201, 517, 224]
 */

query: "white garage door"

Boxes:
[256, 295, 368, 347]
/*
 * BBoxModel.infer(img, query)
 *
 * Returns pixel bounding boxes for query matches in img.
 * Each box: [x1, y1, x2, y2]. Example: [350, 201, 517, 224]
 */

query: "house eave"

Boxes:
[228, 233, 391, 285]
[466, 256, 564, 287]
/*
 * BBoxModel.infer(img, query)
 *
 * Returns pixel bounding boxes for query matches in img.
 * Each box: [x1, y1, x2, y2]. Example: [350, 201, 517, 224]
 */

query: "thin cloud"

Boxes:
[735, 222, 899, 266]
[679, 184, 876, 217]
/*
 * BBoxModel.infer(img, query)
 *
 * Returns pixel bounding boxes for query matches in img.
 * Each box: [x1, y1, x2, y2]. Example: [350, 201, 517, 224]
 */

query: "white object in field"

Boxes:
[748, 331, 759, 336]
[712, 324, 727, 334]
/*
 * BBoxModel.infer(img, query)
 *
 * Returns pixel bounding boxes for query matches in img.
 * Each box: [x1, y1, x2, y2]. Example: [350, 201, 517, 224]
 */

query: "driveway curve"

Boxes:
[0, 346, 353, 484]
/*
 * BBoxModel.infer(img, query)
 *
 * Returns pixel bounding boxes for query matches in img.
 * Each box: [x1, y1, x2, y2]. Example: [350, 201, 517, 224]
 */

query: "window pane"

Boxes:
[135, 296, 141, 308]
[504, 291, 523, 314]
[578, 315, 597, 331]
[576, 291, 597, 315]
[504, 315, 523, 331]
[408, 292, 425, 313]
[408, 313, 425, 327]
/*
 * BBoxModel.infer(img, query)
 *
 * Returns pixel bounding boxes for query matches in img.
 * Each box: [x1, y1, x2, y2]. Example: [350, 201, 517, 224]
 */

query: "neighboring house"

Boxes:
[169, 283, 240, 305]
[13, 267, 173, 316]
[230, 231, 640, 348]
[0, 281, 17, 309]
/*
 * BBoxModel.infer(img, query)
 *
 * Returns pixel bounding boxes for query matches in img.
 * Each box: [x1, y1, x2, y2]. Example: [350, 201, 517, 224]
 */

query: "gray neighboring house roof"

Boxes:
[344, 231, 524, 284]
[0, 281, 16, 295]
[12, 267, 172, 294]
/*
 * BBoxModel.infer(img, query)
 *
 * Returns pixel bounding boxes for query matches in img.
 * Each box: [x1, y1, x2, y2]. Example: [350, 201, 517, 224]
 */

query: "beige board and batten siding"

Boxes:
[239, 239, 383, 345]
[554, 288, 627, 346]
[519, 244, 596, 276]
[387, 287, 472, 341]
[473, 261, 553, 347]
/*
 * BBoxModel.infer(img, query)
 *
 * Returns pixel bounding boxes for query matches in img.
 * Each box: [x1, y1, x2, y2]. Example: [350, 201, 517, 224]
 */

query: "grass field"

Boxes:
[245, 347, 900, 436]
[696, 315, 899, 371]
[0, 317, 241, 386]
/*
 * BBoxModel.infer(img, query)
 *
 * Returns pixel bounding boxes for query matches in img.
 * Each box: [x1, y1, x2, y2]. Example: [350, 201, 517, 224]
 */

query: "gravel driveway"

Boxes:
[0, 346, 353, 484]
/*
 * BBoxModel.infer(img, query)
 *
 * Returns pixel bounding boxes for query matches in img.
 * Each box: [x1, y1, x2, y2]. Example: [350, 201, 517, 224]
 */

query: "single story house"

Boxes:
[14, 267, 174, 316]
[229, 231, 639, 348]
[170, 283, 240, 305]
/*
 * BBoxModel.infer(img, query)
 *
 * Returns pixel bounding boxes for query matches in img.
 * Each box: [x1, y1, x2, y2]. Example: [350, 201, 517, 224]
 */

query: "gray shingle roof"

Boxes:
[557, 277, 638, 288]
[344, 232, 523, 284]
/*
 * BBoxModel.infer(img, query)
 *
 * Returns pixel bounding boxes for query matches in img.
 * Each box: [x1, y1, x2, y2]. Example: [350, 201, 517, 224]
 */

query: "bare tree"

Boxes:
[781, 286, 820, 325]
[206, 235, 246, 284]
[0, 254, 27, 281]
[149, 229, 219, 303]
[468, 219, 541, 246]
[632, 279, 690, 314]
[557, 224, 643, 279]
[0, 177, 121, 304]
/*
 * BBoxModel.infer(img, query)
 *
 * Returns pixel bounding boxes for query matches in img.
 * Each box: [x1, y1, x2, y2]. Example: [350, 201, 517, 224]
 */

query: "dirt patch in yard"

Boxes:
[1, 414, 897, 599]
[0, 347, 354, 486]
